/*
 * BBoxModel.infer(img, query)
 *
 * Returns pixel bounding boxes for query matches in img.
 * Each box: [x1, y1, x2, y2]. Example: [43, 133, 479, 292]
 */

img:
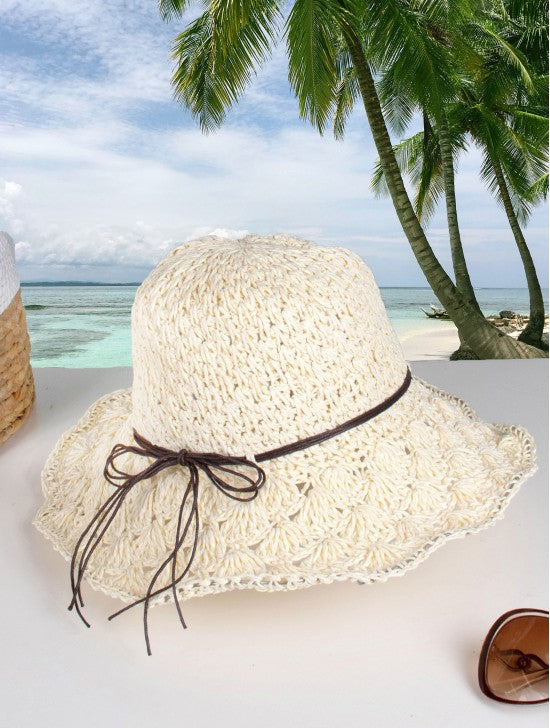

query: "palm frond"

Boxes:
[285, 0, 348, 133]
[171, 1, 281, 132]
[159, 0, 194, 21]
[376, 66, 416, 136]
[415, 119, 443, 221]
[528, 172, 549, 201]
[507, 108, 549, 149]
[371, 158, 388, 197]
[363, 0, 459, 117]
[482, 24, 535, 91]
[503, 0, 549, 73]
[479, 142, 534, 225]
[333, 54, 359, 139]
[507, 180, 534, 224]
[371, 133, 427, 198]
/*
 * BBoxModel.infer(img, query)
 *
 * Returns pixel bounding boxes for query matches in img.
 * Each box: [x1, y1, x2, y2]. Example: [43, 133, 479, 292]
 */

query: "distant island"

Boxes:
[21, 281, 141, 287]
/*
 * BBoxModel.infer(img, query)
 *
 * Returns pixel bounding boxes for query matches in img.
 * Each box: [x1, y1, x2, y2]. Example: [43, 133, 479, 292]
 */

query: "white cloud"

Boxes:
[0, 0, 176, 132]
[3, 181, 22, 197]
[0, 178, 26, 236]
[0, 120, 379, 269]
[185, 227, 249, 241]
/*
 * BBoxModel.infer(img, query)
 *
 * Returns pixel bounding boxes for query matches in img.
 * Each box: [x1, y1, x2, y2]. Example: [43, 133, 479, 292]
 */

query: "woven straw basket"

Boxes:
[0, 231, 35, 445]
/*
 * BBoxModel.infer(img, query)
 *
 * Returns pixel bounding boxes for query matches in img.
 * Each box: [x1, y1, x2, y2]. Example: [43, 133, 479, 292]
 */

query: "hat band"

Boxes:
[69, 367, 412, 654]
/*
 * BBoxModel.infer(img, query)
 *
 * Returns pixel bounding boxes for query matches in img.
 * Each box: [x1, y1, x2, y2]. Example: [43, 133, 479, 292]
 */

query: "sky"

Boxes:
[0, 0, 548, 286]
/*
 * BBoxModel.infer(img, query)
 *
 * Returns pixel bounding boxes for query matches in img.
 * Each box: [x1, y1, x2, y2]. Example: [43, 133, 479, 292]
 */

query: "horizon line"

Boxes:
[20, 281, 549, 290]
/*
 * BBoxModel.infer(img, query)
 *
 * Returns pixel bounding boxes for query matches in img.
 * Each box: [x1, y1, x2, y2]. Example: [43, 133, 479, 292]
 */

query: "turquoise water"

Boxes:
[21, 284, 548, 367]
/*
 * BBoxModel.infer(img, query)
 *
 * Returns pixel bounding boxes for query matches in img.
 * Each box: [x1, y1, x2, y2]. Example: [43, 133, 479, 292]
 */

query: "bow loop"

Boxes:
[198, 459, 265, 501]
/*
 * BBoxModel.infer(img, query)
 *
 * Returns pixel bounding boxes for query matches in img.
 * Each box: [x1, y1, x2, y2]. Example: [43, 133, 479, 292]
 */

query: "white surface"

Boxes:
[0, 231, 20, 313]
[0, 360, 547, 728]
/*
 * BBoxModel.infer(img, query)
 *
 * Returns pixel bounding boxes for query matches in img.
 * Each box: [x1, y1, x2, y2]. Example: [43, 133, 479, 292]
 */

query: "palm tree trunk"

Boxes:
[342, 28, 546, 358]
[437, 115, 482, 315]
[491, 157, 547, 349]
[438, 114, 481, 358]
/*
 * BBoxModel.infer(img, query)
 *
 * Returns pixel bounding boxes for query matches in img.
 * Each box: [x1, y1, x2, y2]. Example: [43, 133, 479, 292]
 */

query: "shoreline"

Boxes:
[401, 325, 459, 361]
[400, 323, 549, 361]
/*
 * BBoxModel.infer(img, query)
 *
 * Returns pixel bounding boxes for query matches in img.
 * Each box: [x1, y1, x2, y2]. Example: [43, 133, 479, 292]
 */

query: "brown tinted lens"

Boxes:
[485, 615, 549, 702]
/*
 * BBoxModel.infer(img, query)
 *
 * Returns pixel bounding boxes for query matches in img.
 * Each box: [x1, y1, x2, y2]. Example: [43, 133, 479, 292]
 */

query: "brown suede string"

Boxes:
[69, 367, 412, 654]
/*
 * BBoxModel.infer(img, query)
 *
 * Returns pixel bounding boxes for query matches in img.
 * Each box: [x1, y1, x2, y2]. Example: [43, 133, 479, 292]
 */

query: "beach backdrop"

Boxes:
[2, 2, 548, 361]
[21, 282, 548, 366]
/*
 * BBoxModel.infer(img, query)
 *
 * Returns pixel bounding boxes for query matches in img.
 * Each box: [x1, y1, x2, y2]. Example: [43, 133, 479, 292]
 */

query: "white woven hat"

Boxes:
[35, 234, 536, 649]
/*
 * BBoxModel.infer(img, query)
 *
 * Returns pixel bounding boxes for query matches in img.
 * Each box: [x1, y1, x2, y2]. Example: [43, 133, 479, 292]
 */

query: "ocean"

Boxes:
[21, 284, 548, 367]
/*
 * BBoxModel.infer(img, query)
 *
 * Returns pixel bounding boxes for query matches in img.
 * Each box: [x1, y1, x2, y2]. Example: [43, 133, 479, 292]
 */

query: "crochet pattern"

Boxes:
[34, 235, 537, 607]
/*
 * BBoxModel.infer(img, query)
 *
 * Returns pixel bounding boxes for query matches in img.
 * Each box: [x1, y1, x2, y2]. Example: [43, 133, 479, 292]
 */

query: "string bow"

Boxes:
[69, 429, 266, 655]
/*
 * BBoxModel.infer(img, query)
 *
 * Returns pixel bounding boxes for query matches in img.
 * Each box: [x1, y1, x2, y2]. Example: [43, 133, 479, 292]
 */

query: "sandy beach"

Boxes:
[401, 325, 459, 361]
[401, 323, 549, 361]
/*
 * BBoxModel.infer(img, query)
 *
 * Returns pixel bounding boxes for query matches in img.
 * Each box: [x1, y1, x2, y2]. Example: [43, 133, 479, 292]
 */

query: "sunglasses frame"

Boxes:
[478, 608, 549, 705]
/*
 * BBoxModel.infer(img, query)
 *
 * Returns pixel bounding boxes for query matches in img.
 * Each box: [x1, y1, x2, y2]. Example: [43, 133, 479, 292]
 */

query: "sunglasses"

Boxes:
[478, 609, 549, 704]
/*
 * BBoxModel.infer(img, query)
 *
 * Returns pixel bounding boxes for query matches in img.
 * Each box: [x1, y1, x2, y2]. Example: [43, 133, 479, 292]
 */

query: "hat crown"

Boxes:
[130, 235, 407, 455]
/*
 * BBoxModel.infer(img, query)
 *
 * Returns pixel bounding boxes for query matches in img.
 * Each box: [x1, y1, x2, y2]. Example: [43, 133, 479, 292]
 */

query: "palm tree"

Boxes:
[370, 8, 548, 350]
[472, 101, 548, 349]
[336, 7, 484, 358]
[482, 0, 549, 347]
[373, 112, 548, 351]
[159, 0, 546, 358]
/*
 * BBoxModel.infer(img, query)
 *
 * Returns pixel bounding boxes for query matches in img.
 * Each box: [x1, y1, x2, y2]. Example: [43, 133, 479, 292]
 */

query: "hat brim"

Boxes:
[34, 375, 536, 606]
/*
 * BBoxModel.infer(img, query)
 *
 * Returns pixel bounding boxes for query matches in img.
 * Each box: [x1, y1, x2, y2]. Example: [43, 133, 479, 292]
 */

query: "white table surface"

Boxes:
[0, 360, 547, 728]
